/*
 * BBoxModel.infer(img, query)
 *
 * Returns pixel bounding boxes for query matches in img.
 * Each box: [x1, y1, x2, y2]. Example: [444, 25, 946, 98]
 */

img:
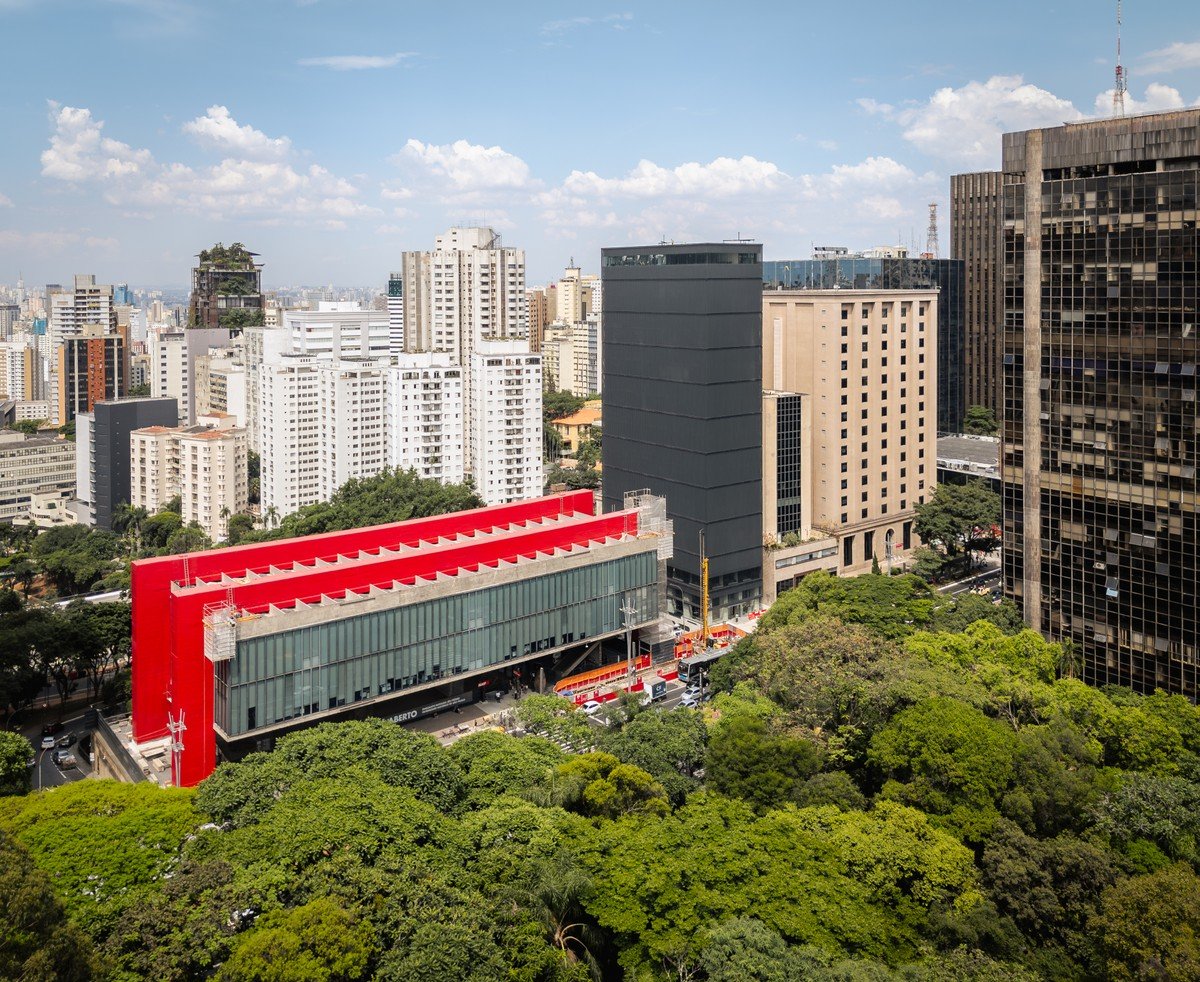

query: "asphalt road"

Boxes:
[26, 711, 94, 790]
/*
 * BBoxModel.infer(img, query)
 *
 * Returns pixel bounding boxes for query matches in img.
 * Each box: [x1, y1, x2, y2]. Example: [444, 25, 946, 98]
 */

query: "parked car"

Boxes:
[41, 721, 64, 736]
[680, 693, 700, 709]
[580, 700, 603, 716]
[40, 735, 56, 751]
[56, 753, 77, 770]
[56, 732, 76, 748]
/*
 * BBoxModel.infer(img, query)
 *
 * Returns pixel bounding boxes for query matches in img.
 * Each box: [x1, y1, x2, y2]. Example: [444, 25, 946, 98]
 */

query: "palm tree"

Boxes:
[507, 853, 602, 980]
[264, 504, 279, 530]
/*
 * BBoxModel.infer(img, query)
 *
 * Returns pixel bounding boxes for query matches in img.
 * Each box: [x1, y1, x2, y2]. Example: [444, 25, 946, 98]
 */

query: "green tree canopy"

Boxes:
[962, 405, 999, 436]
[913, 480, 1001, 565]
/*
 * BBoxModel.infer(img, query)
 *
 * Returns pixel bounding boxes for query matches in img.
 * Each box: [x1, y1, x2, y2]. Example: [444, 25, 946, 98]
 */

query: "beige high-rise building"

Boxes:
[760, 289, 938, 600]
[556, 265, 582, 324]
[130, 415, 248, 541]
[526, 287, 549, 353]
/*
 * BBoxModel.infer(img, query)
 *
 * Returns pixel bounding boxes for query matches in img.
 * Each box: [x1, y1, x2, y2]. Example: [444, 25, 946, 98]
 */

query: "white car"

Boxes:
[40, 736, 56, 751]
[680, 693, 700, 709]
[581, 700, 603, 715]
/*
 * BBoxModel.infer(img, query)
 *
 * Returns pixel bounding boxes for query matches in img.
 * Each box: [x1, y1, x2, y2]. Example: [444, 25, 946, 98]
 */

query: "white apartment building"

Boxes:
[195, 348, 248, 428]
[179, 425, 248, 542]
[283, 306, 390, 360]
[388, 354, 464, 484]
[259, 355, 320, 523]
[470, 340, 542, 506]
[130, 425, 180, 515]
[400, 226, 531, 470]
[130, 416, 248, 541]
[152, 330, 187, 423]
[387, 272, 404, 357]
[12, 400, 52, 422]
[0, 430, 76, 525]
[317, 358, 389, 501]
[542, 318, 601, 397]
[46, 275, 117, 424]
[0, 338, 34, 401]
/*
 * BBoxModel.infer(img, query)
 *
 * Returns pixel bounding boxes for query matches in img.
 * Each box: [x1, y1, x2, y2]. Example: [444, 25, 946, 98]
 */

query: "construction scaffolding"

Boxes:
[623, 489, 674, 560]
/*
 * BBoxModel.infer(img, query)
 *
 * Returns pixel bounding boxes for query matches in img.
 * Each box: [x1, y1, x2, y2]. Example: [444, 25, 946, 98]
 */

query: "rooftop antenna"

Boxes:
[1113, 0, 1127, 117]
[923, 203, 939, 259]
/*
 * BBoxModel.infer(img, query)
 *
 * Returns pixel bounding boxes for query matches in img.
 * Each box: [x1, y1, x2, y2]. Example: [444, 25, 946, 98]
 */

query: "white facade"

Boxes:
[129, 426, 180, 515]
[283, 307, 391, 361]
[130, 418, 248, 541]
[259, 355, 320, 523]
[152, 330, 187, 424]
[0, 339, 33, 401]
[316, 359, 390, 501]
[470, 340, 543, 505]
[387, 272, 404, 357]
[179, 426, 248, 542]
[388, 354, 464, 484]
[74, 411, 94, 524]
[195, 349, 248, 428]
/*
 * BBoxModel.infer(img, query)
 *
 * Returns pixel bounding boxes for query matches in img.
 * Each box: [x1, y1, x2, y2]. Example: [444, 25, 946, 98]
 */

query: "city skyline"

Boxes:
[1, 0, 1199, 286]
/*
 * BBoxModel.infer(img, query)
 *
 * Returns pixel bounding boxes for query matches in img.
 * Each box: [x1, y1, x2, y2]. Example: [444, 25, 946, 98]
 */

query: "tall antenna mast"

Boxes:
[1113, 0, 1127, 117]
[923, 203, 939, 259]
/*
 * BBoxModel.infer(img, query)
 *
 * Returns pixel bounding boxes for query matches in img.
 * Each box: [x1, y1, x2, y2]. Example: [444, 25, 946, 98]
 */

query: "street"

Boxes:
[22, 711, 95, 791]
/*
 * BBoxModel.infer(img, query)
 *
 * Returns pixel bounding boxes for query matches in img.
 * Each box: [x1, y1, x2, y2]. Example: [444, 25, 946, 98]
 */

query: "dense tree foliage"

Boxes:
[962, 405, 999, 436]
[913, 479, 1001, 569]
[0, 732, 34, 796]
[6, 569, 1200, 980]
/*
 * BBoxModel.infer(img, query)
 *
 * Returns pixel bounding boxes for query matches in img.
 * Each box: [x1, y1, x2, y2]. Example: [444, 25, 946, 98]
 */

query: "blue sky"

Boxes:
[1, 0, 1198, 289]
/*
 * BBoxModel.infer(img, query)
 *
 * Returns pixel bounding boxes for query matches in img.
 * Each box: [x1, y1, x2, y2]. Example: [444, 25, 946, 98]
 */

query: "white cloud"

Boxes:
[541, 12, 632, 35]
[0, 192, 11, 207]
[39, 102, 377, 223]
[557, 155, 784, 200]
[816, 139, 838, 151]
[183, 106, 291, 160]
[1142, 40, 1200, 74]
[857, 98, 895, 116]
[298, 52, 414, 70]
[395, 139, 533, 192]
[887, 75, 1082, 165]
[826, 156, 916, 189]
[1093, 82, 1190, 115]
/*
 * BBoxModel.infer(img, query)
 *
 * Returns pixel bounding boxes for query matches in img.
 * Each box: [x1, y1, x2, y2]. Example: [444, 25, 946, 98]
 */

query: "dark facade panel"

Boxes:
[93, 397, 179, 529]
[950, 171, 1004, 419]
[603, 243, 763, 620]
[1002, 110, 1200, 700]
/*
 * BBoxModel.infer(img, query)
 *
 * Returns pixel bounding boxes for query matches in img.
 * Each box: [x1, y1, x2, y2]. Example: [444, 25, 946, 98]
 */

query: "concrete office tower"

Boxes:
[75, 396, 179, 528]
[1002, 109, 1200, 699]
[951, 171, 1004, 418]
[602, 243, 764, 620]
[0, 303, 19, 339]
[763, 253, 965, 434]
[470, 340, 543, 505]
[388, 354, 465, 483]
[259, 355, 320, 522]
[57, 325, 127, 423]
[760, 290, 938, 600]
[188, 243, 263, 330]
[0, 430, 76, 525]
[387, 271, 405, 356]
[47, 275, 117, 424]
[316, 358, 389, 501]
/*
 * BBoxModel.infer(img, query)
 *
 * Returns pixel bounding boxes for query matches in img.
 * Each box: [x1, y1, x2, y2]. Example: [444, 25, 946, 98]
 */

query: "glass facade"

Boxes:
[763, 257, 966, 432]
[216, 551, 659, 737]
[776, 395, 804, 535]
[1003, 117, 1200, 699]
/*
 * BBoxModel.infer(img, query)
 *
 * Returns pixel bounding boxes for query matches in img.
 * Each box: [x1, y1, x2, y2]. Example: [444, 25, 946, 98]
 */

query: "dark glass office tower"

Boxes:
[762, 256, 965, 432]
[1003, 109, 1200, 699]
[951, 171, 1004, 418]
[602, 244, 763, 621]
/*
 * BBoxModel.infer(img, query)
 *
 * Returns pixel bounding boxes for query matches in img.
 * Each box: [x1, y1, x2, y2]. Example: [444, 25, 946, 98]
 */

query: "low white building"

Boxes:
[388, 354, 464, 484]
[0, 430, 76, 525]
[470, 340, 542, 505]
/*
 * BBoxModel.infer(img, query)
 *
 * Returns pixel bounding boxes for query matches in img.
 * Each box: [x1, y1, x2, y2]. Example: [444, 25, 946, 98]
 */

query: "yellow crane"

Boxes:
[699, 530, 710, 648]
